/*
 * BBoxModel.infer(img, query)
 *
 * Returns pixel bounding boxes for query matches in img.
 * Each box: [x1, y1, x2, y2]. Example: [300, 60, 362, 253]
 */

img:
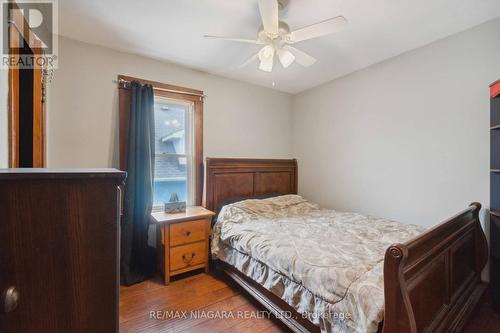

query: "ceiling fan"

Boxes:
[204, 0, 347, 72]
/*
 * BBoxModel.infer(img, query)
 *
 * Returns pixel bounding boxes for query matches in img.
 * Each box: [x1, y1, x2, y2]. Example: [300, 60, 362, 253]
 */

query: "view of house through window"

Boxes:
[153, 96, 195, 208]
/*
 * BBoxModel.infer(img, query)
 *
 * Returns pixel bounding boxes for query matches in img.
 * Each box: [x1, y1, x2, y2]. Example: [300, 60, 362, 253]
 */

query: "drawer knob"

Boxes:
[185, 231, 192, 237]
[1, 286, 19, 314]
[182, 252, 196, 265]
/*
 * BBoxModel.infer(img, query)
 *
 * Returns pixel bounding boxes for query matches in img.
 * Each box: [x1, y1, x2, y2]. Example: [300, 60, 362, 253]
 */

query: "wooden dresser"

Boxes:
[152, 207, 215, 285]
[0, 169, 125, 333]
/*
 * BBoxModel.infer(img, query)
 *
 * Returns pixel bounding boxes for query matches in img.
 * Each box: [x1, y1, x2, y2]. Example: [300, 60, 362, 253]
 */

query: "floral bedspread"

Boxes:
[211, 195, 424, 333]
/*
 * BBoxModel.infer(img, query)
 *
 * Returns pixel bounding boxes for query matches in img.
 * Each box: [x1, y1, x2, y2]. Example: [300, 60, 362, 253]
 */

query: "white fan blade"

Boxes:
[204, 35, 264, 45]
[284, 46, 316, 67]
[258, 0, 279, 35]
[286, 16, 347, 43]
[239, 53, 259, 68]
[276, 48, 295, 68]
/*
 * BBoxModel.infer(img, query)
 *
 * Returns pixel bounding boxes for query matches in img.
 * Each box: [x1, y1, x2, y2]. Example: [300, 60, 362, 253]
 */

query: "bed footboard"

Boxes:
[382, 203, 488, 333]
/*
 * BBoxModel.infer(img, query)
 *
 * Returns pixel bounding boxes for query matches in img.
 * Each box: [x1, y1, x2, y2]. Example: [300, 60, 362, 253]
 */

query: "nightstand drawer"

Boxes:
[170, 219, 207, 247]
[170, 241, 206, 271]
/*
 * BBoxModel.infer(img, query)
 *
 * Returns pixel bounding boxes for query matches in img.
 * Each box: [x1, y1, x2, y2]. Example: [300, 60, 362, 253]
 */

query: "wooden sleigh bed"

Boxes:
[205, 158, 488, 333]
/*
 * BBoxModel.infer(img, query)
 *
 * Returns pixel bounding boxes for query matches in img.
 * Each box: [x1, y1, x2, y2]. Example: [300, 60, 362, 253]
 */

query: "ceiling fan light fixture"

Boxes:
[258, 45, 275, 62]
[258, 45, 274, 72]
[259, 59, 273, 72]
[277, 48, 295, 68]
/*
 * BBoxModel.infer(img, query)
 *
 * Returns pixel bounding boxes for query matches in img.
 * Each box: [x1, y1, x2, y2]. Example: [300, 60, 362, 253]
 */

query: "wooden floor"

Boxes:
[463, 292, 500, 333]
[120, 272, 289, 333]
[120, 272, 500, 333]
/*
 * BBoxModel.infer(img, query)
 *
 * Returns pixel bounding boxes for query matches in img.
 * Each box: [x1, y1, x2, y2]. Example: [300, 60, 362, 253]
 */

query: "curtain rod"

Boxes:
[115, 79, 206, 99]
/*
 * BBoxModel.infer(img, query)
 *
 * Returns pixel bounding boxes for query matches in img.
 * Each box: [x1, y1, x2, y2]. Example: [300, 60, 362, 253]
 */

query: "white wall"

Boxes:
[47, 36, 292, 168]
[292, 18, 500, 228]
[0, 70, 7, 168]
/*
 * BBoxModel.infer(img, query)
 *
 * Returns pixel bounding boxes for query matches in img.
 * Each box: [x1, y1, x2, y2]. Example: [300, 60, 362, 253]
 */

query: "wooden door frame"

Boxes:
[7, 0, 46, 167]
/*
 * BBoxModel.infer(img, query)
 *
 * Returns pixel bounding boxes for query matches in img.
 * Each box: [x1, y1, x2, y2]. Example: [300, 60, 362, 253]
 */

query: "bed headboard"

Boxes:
[205, 158, 298, 212]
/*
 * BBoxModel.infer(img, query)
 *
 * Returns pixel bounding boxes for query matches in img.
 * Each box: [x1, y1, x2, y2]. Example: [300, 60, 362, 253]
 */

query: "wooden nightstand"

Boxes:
[151, 206, 215, 285]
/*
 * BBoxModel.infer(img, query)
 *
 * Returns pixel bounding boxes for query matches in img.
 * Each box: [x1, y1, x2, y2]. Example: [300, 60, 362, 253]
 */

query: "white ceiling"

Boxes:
[58, 0, 500, 94]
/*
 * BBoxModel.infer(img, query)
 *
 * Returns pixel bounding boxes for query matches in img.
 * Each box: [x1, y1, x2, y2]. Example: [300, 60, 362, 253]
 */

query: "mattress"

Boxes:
[211, 195, 424, 333]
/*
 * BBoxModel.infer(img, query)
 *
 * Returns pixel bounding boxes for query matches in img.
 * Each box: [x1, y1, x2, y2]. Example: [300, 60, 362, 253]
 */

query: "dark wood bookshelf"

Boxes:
[491, 79, 500, 312]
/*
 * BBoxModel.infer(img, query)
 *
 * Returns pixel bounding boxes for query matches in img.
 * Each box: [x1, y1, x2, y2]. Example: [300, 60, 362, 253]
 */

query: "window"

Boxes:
[153, 97, 195, 208]
[118, 75, 204, 209]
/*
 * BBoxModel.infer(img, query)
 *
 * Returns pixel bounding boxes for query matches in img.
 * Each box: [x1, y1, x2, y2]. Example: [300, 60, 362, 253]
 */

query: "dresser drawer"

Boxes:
[169, 241, 206, 271]
[170, 219, 207, 247]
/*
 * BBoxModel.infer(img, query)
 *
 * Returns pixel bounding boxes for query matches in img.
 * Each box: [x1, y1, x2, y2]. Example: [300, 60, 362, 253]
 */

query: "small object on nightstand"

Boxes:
[164, 193, 186, 213]
[151, 206, 215, 285]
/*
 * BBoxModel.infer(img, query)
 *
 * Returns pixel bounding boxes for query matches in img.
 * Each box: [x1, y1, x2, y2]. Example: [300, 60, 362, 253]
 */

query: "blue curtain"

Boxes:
[121, 81, 156, 286]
